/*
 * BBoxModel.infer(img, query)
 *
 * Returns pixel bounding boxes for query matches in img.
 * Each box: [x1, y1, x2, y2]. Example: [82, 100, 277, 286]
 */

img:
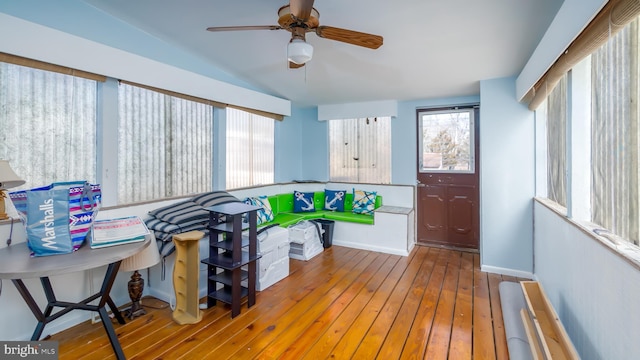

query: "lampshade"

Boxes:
[288, 39, 313, 65]
[120, 237, 161, 272]
[0, 160, 25, 190]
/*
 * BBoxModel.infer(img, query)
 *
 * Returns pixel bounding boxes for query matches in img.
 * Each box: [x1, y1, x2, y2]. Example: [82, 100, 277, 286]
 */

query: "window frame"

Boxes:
[417, 108, 475, 174]
[328, 116, 392, 184]
[225, 107, 275, 190]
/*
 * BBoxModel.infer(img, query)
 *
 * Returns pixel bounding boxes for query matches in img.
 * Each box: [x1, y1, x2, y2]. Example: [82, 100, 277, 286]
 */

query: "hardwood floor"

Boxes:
[48, 245, 523, 359]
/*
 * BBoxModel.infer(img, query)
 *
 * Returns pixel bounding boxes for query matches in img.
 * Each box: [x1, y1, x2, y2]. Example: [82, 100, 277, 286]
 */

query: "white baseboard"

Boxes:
[480, 265, 534, 279]
[331, 240, 410, 257]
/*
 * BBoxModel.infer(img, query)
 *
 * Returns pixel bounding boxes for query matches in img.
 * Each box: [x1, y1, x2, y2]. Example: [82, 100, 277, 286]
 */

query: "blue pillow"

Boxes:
[324, 189, 346, 212]
[293, 191, 316, 212]
[243, 196, 274, 225]
[352, 189, 377, 215]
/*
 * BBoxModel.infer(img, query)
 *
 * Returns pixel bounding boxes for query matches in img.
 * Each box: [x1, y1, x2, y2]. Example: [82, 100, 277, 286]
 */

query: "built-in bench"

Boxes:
[259, 191, 383, 228]
[230, 183, 415, 257]
[129, 182, 415, 303]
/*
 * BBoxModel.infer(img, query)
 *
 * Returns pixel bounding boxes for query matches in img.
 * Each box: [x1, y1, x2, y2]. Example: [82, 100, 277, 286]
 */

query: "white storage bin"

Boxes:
[287, 221, 323, 261]
[257, 225, 289, 250]
[289, 240, 323, 261]
[242, 226, 290, 291]
[255, 242, 290, 291]
[288, 221, 323, 243]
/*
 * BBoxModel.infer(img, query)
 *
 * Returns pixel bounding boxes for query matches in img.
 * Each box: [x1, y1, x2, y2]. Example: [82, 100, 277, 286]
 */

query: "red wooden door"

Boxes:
[416, 106, 479, 249]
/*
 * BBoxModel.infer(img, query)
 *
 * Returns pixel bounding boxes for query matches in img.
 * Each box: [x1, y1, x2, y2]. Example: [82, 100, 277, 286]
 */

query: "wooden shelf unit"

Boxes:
[203, 202, 260, 318]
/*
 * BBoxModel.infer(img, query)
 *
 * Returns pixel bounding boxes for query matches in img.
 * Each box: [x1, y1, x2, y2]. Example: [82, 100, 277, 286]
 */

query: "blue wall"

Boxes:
[480, 77, 535, 275]
[0, 0, 260, 92]
[276, 106, 319, 182]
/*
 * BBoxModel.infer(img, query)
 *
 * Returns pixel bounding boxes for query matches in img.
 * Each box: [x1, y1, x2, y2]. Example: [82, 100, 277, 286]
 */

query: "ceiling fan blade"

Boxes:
[289, 61, 305, 69]
[315, 26, 383, 49]
[289, 0, 315, 21]
[206, 25, 283, 32]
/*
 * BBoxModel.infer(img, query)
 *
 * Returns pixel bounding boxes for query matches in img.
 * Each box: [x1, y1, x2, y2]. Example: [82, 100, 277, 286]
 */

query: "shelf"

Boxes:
[205, 202, 260, 216]
[202, 252, 261, 270]
[210, 221, 250, 233]
[208, 236, 250, 251]
[208, 269, 249, 286]
[208, 287, 249, 305]
[204, 201, 259, 318]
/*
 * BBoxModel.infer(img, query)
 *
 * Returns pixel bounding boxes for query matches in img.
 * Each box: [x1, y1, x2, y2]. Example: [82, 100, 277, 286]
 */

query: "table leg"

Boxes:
[98, 306, 126, 360]
[11, 260, 127, 360]
[107, 296, 126, 325]
[99, 261, 126, 325]
[97, 261, 126, 358]
[11, 279, 48, 341]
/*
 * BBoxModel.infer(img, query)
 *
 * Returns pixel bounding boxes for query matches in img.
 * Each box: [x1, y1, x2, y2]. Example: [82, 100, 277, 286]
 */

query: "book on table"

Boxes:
[90, 216, 150, 249]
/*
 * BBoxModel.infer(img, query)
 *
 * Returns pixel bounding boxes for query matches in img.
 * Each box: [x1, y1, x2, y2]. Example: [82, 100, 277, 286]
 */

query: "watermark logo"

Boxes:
[1, 341, 58, 359]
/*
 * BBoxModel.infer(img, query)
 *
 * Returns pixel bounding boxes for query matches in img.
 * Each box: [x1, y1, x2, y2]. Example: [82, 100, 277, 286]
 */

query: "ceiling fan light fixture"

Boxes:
[288, 39, 313, 65]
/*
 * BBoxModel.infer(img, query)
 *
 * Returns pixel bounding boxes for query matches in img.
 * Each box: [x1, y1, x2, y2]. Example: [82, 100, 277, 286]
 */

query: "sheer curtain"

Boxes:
[546, 75, 567, 207]
[591, 20, 639, 245]
[225, 108, 275, 189]
[118, 83, 213, 204]
[0, 63, 97, 189]
[328, 117, 391, 184]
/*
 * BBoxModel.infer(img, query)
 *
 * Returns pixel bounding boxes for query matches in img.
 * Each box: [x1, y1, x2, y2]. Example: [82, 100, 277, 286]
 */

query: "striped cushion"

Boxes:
[192, 191, 240, 208]
[148, 200, 209, 224]
[144, 191, 240, 258]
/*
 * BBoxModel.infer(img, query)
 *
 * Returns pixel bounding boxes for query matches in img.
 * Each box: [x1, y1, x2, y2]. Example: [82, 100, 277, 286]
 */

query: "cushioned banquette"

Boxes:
[261, 191, 383, 227]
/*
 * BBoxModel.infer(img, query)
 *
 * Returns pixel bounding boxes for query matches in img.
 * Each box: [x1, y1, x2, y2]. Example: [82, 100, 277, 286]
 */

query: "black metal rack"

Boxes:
[202, 202, 260, 318]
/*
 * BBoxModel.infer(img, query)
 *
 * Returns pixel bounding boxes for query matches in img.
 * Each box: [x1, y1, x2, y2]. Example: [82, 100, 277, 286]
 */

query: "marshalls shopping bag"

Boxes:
[9, 181, 101, 256]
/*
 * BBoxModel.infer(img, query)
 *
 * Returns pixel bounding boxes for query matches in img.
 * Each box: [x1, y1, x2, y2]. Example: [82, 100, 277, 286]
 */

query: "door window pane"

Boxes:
[418, 109, 474, 173]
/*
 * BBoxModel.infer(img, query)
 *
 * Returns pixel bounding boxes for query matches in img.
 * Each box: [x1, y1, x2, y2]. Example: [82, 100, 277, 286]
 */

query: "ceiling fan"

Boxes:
[205, 0, 383, 69]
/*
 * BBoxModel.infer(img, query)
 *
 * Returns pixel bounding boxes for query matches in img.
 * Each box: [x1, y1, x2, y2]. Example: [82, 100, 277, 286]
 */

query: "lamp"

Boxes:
[287, 39, 313, 65]
[0, 160, 25, 220]
[120, 237, 161, 319]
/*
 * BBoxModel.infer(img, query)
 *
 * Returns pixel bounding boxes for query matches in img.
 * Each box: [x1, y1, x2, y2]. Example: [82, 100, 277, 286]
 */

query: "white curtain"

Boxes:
[0, 63, 97, 189]
[329, 117, 391, 184]
[591, 19, 639, 245]
[547, 74, 567, 207]
[118, 83, 213, 204]
[225, 108, 274, 189]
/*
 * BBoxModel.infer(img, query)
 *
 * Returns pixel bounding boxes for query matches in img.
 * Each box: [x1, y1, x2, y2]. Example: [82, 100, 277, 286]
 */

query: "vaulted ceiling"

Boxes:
[80, 0, 563, 107]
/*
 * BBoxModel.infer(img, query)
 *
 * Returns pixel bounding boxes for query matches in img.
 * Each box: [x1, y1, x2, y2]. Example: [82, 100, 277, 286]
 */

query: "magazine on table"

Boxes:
[90, 215, 150, 249]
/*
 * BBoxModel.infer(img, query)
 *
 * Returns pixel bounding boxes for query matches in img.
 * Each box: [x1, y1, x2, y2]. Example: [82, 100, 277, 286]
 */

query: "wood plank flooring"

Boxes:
[47, 245, 524, 359]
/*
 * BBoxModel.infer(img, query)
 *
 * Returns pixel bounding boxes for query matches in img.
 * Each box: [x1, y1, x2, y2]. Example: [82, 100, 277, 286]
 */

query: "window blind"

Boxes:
[526, 0, 640, 110]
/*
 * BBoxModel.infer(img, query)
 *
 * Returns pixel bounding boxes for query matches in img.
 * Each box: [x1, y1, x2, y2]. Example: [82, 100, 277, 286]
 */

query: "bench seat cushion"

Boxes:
[257, 191, 382, 228]
[270, 212, 307, 228]
[324, 211, 374, 224]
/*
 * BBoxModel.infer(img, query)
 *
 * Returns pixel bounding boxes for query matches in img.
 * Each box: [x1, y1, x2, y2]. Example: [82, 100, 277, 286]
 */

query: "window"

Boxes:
[546, 74, 567, 207]
[328, 117, 391, 184]
[590, 19, 639, 245]
[418, 109, 474, 173]
[537, 16, 640, 247]
[0, 62, 97, 189]
[118, 83, 213, 204]
[225, 108, 275, 189]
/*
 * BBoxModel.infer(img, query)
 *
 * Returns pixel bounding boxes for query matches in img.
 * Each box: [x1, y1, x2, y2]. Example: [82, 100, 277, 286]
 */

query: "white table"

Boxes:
[0, 237, 150, 360]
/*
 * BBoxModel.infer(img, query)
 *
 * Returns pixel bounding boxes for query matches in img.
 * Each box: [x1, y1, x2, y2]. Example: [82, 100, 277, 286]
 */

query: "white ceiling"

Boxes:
[80, 0, 563, 107]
